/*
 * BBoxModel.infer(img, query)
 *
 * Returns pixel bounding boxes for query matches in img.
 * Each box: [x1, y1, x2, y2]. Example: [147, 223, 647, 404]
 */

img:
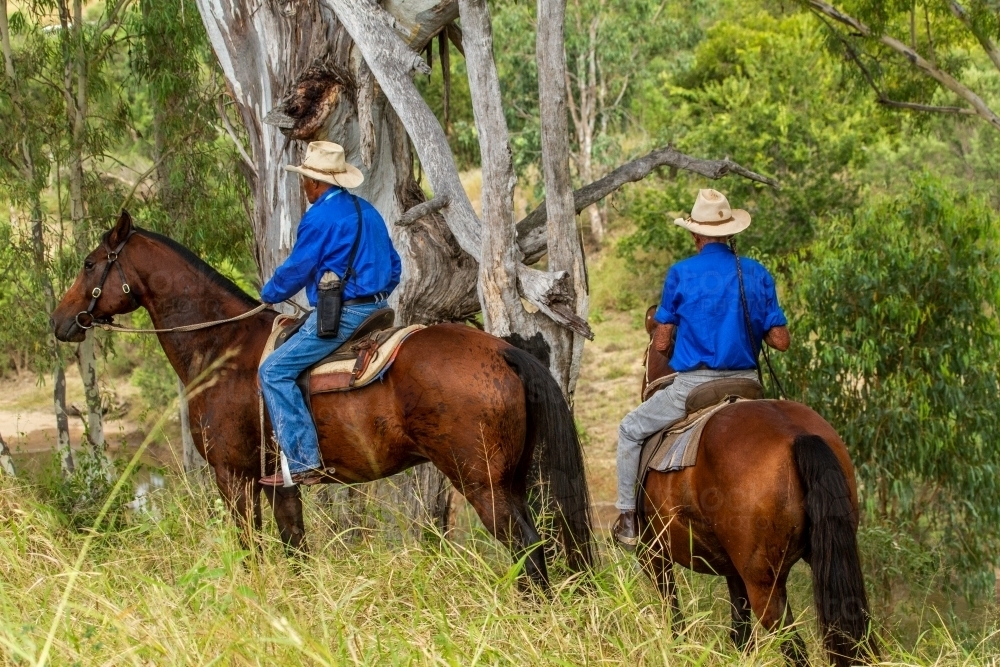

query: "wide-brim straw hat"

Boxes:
[284, 141, 365, 189]
[673, 188, 751, 237]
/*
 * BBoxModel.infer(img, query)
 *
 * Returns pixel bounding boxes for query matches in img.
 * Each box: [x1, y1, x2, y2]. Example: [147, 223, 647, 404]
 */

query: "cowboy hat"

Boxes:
[673, 189, 751, 237]
[284, 141, 365, 189]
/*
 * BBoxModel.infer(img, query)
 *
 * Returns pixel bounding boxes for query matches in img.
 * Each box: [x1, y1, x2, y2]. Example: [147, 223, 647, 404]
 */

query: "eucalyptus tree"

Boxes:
[801, 0, 1000, 132]
[0, 0, 75, 473]
[193, 0, 773, 525]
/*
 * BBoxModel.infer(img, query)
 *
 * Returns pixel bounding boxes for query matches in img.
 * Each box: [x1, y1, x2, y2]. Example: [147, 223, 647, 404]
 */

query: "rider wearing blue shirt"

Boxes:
[259, 142, 401, 487]
[612, 189, 790, 547]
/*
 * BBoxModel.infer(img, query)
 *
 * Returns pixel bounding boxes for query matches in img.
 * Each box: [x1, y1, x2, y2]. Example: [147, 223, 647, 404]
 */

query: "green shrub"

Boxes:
[779, 177, 1000, 594]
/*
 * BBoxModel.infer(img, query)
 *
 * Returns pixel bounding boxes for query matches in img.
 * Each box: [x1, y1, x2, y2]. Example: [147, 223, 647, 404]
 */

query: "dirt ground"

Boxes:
[0, 366, 183, 474]
[574, 309, 650, 531]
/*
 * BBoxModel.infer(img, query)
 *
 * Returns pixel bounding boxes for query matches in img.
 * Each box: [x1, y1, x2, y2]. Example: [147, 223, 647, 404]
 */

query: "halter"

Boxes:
[74, 230, 139, 330]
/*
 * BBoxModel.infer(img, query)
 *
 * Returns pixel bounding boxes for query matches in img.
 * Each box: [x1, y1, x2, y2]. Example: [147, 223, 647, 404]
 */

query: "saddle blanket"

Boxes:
[638, 398, 752, 473]
[260, 314, 424, 393]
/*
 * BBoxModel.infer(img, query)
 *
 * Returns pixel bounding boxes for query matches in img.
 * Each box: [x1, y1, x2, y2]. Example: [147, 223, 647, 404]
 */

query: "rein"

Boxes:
[75, 229, 279, 335]
[729, 238, 786, 398]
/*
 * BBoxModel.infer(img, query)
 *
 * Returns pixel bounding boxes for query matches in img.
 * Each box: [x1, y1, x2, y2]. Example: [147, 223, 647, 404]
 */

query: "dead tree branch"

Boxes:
[517, 145, 779, 264]
[804, 0, 1000, 132]
[396, 195, 450, 227]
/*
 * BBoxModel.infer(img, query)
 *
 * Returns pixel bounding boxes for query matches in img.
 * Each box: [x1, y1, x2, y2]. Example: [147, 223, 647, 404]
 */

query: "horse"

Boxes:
[638, 306, 874, 666]
[50, 211, 592, 586]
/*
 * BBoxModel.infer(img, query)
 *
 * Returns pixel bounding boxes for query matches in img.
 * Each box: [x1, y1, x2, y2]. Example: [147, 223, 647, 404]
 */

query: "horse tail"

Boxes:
[793, 434, 875, 666]
[501, 347, 593, 571]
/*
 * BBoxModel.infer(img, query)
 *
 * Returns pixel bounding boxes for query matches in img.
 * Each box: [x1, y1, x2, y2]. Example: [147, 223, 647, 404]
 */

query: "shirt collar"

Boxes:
[699, 242, 734, 256]
[312, 186, 343, 207]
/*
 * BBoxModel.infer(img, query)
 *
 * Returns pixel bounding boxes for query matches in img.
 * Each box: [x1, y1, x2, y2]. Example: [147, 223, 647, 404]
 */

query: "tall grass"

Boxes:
[1, 470, 997, 666]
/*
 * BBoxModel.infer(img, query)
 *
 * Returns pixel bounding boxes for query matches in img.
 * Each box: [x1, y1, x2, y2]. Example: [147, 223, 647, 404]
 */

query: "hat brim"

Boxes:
[285, 163, 365, 189]
[673, 208, 751, 237]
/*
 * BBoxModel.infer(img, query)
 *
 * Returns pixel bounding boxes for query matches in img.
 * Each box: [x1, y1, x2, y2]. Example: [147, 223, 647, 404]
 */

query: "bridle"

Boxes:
[71, 228, 274, 335]
[75, 230, 139, 330]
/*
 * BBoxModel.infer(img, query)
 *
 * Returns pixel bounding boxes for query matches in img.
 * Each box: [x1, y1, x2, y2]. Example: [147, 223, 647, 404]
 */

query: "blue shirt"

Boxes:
[261, 187, 402, 306]
[654, 242, 787, 372]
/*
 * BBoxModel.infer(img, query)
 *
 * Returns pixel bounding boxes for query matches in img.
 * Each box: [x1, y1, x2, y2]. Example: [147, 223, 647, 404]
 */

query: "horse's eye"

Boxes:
[84, 259, 95, 271]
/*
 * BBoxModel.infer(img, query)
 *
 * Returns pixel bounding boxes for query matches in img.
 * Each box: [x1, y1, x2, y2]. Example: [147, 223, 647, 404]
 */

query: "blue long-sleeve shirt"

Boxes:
[654, 242, 787, 372]
[261, 187, 401, 306]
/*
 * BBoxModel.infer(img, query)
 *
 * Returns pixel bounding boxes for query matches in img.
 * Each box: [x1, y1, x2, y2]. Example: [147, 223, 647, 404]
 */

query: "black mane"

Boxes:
[129, 228, 260, 307]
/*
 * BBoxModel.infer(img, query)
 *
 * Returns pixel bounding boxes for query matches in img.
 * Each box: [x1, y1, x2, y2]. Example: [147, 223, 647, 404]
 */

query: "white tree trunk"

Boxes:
[195, 0, 330, 283]
[178, 378, 204, 472]
[0, 432, 15, 477]
[536, 0, 588, 398]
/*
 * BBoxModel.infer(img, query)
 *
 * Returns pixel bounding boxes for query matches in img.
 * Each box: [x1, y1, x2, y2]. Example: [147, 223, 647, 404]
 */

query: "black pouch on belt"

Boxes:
[316, 195, 364, 339]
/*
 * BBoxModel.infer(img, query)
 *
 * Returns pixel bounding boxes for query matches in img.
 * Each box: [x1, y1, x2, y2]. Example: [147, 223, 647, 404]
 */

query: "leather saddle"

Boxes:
[638, 376, 765, 475]
[263, 308, 422, 408]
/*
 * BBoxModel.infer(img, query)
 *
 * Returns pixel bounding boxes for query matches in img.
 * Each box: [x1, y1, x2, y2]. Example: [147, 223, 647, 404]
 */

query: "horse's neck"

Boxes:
[135, 242, 269, 385]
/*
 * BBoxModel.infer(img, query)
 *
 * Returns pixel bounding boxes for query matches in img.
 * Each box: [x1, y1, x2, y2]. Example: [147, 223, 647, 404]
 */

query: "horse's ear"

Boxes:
[108, 209, 134, 247]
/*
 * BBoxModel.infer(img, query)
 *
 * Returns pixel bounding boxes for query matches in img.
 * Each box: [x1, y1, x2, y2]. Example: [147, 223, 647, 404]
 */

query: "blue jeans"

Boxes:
[259, 302, 385, 474]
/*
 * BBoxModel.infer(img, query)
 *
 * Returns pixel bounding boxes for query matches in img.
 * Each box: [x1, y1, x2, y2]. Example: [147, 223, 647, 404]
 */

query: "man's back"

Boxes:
[261, 187, 401, 306]
[654, 243, 785, 372]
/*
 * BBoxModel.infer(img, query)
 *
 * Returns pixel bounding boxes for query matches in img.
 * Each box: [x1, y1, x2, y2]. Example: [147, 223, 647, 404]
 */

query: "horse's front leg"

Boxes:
[213, 465, 262, 551]
[263, 484, 307, 555]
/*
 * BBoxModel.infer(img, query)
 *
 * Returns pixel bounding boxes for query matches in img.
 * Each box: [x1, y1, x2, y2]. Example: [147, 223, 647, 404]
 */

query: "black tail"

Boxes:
[793, 434, 876, 666]
[502, 347, 593, 571]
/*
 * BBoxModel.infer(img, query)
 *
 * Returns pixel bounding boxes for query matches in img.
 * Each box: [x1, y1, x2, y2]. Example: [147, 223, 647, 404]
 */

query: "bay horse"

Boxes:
[50, 211, 592, 585]
[639, 306, 874, 665]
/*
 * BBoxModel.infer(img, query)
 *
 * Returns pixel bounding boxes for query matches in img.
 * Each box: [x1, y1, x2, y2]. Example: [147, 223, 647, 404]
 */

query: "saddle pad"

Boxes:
[639, 398, 752, 474]
[309, 324, 424, 392]
[258, 316, 424, 392]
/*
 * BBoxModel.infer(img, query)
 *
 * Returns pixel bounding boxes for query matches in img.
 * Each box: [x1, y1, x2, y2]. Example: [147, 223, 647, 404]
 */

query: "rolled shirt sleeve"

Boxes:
[260, 212, 321, 304]
[653, 267, 680, 325]
[760, 270, 787, 331]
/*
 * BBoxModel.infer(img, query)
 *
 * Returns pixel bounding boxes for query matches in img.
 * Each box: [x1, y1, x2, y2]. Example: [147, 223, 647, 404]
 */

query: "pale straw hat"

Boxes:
[284, 141, 365, 188]
[673, 189, 751, 237]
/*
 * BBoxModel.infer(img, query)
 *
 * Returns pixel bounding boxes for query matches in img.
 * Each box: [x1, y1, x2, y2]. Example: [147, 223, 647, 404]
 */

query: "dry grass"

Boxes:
[2, 473, 998, 666]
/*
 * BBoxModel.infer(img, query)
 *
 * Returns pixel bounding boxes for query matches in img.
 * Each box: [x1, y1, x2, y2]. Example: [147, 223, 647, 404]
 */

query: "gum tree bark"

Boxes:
[536, 0, 588, 398]
[194, 0, 330, 282]
[0, 432, 14, 477]
[57, 0, 109, 461]
[0, 2, 74, 474]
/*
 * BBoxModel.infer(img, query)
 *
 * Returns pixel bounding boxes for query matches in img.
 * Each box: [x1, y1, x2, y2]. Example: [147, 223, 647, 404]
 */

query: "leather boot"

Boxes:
[612, 510, 639, 550]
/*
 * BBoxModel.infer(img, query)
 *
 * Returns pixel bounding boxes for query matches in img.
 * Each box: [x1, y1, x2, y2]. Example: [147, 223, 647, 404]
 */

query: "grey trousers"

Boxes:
[616, 368, 758, 511]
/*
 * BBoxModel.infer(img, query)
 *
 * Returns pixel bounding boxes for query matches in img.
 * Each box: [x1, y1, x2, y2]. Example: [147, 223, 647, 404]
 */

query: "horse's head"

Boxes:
[52, 210, 142, 342]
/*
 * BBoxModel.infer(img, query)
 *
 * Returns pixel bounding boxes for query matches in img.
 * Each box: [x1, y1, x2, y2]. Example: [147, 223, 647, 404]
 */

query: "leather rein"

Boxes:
[74, 230, 269, 335]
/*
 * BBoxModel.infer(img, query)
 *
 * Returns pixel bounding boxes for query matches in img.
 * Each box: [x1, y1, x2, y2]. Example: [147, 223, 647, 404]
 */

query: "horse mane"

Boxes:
[127, 229, 260, 307]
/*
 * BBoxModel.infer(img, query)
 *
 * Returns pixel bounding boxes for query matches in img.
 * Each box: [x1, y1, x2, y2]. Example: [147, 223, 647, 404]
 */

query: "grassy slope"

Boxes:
[0, 238, 998, 665]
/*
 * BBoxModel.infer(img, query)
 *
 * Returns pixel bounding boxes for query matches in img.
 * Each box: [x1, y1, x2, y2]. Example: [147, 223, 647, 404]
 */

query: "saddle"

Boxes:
[638, 377, 764, 475]
[259, 308, 424, 399]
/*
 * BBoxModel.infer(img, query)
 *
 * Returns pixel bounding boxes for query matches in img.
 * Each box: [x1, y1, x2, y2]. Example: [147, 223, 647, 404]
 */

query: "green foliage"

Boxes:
[623, 8, 884, 257]
[803, 0, 1000, 123]
[778, 177, 1000, 590]
[35, 448, 135, 532]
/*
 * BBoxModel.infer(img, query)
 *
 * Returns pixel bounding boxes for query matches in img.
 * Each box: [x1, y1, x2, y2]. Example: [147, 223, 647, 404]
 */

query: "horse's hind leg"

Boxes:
[726, 575, 753, 650]
[744, 578, 808, 667]
[466, 485, 549, 589]
[264, 484, 306, 555]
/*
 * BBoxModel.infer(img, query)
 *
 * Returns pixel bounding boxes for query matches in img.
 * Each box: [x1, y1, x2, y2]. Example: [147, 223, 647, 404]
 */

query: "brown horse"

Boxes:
[51, 211, 592, 585]
[638, 307, 874, 665]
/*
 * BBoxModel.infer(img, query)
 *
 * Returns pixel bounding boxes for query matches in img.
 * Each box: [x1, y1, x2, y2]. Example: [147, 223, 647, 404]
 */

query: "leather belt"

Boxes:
[343, 292, 389, 306]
